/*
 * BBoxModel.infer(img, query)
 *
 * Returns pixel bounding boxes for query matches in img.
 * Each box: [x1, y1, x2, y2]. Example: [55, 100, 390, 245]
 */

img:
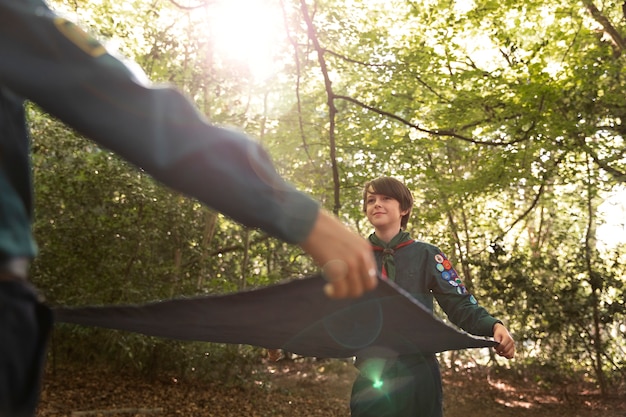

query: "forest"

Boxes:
[28, 0, 625, 415]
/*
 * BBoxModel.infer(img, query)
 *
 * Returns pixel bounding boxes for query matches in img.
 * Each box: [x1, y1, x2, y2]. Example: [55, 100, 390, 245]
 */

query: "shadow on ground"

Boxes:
[37, 360, 625, 417]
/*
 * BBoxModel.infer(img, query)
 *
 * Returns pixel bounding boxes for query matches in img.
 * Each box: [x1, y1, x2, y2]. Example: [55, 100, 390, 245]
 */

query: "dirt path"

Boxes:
[36, 361, 625, 417]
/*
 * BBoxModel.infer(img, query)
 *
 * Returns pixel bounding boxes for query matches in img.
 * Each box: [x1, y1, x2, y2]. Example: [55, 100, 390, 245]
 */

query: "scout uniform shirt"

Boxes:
[375, 238, 499, 338]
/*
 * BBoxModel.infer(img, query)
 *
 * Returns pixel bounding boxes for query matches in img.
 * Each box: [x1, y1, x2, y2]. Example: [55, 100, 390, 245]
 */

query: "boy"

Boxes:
[350, 177, 514, 417]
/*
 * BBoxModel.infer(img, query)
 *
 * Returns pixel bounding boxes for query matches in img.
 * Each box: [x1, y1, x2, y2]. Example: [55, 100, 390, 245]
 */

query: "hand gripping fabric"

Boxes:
[53, 275, 497, 358]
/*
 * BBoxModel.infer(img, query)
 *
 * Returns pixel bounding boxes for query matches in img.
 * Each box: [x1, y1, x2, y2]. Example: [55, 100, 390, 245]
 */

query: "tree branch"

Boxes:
[167, 0, 212, 10]
[280, 0, 315, 166]
[323, 48, 388, 67]
[577, 136, 626, 182]
[334, 94, 530, 146]
[299, 0, 342, 214]
[583, 0, 626, 54]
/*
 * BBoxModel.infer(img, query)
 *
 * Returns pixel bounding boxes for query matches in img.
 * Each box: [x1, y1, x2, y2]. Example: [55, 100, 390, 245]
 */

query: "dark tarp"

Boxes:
[53, 274, 497, 358]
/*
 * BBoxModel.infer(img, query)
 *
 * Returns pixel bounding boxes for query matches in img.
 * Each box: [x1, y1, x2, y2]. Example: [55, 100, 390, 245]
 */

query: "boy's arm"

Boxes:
[424, 246, 515, 357]
[0, 0, 377, 298]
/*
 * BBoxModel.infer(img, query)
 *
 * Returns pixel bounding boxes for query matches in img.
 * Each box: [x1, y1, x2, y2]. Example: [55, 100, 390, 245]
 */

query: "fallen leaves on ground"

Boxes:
[36, 360, 625, 417]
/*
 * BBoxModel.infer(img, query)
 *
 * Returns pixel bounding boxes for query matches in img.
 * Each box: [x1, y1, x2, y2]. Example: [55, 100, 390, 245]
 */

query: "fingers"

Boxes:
[323, 263, 376, 299]
[323, 257, 378, 299]
[342, 248, 378, 297]
[493, 324, 515, 359]
[495, 339, 515, 359]
[300, 210, 378, 299]
[499, 343, 515, 358]
[322, 259, 352, 298]
[365, 268, 378, 290]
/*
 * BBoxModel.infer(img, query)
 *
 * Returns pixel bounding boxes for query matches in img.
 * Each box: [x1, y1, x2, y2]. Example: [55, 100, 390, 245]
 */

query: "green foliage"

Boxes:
[34, 0, 626, 393]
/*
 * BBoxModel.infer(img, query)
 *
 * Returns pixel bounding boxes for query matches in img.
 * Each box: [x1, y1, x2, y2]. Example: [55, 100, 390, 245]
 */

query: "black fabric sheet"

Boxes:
[53, 275, 497, 358]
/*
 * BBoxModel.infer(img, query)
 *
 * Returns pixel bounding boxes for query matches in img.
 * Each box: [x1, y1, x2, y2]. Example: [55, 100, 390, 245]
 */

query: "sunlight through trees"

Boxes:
[37, 0, 625, 395]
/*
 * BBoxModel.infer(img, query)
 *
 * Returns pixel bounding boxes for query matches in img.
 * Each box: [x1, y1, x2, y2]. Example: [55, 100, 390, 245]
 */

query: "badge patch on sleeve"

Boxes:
[53, 18, 106, 57]
[435, 252, 469, 295]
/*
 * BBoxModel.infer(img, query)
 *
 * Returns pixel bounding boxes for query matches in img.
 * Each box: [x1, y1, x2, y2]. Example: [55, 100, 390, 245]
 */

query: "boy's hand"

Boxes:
[493, 323, 515, 359]
[300, 209, 378, 299]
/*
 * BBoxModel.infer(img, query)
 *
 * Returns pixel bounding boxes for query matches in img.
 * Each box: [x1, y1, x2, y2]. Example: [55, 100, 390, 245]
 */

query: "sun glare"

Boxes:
[198, 0, 286, 81]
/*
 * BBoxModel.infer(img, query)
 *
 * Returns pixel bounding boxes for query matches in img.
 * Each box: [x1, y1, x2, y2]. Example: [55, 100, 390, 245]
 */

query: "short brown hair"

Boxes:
[362, 177, 414, 228]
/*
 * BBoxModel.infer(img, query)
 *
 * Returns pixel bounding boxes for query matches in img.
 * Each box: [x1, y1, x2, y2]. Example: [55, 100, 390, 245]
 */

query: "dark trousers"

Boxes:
[0, 281, 52, 417]
[350, 354, 443, 417]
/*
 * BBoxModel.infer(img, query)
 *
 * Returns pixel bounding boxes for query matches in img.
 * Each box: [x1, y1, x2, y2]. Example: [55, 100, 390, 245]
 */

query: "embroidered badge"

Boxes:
[436, 253, 466, 293]
[54, 18, 107, 57]
[435, 251, 473, 299]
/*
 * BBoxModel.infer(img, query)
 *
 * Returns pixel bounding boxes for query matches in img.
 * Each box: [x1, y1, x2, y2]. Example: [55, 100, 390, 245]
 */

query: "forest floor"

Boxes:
[37, 359, 626, 417]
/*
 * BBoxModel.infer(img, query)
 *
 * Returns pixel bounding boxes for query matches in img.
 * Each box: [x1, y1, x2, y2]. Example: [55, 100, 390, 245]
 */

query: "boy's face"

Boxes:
[365, 188, 408, 231]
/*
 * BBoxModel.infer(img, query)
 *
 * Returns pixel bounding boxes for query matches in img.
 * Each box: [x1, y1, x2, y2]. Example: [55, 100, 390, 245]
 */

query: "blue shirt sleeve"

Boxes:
[0, 0, 319, 246]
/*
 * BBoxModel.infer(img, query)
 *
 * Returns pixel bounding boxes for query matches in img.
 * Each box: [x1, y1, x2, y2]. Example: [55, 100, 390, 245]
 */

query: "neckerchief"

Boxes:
[369, 231, 414, 281]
